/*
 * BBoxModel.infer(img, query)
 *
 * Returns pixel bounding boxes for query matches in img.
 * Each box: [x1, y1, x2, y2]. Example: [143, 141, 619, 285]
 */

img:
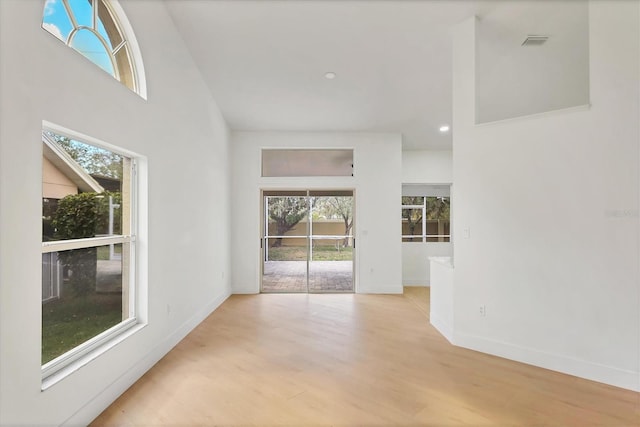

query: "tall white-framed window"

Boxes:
[42, 0, 147, 98]
[41, 123, 142, 381]
[401, 184, 451, 242]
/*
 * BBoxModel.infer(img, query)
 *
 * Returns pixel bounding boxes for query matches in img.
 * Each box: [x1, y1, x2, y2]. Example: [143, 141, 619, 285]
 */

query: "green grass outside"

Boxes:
[267, 245, 353, 261]
[97, 245, 122, 260]
[42, 291, 122, 364]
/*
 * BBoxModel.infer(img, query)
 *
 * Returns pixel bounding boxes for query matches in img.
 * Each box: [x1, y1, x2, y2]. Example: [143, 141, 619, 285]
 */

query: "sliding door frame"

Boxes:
[260, 188, 356, 293]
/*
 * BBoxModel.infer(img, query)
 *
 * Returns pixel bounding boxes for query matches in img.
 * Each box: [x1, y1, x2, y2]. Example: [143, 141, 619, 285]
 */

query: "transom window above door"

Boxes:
[262, 149, 354, 177]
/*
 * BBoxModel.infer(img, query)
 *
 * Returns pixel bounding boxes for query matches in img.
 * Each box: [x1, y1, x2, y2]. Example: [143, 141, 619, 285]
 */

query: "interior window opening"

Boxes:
[401, 185, 451, 243]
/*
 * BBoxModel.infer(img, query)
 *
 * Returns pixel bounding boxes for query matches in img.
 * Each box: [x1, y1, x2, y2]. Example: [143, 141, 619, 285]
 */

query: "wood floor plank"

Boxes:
[91, 288, 640, 426]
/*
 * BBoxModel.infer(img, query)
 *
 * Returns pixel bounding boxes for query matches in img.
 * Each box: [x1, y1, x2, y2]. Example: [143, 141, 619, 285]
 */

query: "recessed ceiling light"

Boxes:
[439, 125, 450, 133]
[324, 72, 337, 80]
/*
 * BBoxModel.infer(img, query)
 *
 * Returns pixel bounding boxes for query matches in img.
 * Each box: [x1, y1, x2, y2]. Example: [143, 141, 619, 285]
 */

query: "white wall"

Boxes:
[476, 1, 590, 124]
[231, 131, 402, 294]
[402, 150, 452, 184]
[0, 1, 231, 425]
[402, 243, 453, 286]
[401, 150, 453, 285]
[452, 2, 639, 391]
[429, 257, 454, 342]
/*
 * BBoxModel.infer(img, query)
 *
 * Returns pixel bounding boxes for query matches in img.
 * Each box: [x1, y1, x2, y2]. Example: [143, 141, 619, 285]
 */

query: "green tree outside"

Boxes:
[315, 197, 353, 246]
[52, 193, 101, 297]
[268, 197, 309, 247]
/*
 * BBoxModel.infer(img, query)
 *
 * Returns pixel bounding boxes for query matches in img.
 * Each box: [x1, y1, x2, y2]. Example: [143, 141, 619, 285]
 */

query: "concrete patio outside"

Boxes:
[262, 260, 353, 292]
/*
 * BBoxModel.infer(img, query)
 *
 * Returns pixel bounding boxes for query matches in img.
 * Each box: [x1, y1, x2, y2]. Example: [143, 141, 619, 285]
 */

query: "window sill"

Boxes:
[41, 322, 147, 391]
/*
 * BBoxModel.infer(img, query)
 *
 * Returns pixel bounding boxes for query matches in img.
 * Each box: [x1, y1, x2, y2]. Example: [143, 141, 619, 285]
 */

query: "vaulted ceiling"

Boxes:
[165, 1, 586, 150]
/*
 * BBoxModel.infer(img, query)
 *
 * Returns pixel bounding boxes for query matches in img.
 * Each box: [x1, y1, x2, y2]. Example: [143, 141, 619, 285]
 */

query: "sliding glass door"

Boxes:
[262, 190, 354, 293]
[263, 191, 309, 292]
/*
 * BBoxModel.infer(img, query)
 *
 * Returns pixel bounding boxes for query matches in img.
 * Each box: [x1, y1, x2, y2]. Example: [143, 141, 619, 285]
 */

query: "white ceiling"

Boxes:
[164, 1, 580, 150]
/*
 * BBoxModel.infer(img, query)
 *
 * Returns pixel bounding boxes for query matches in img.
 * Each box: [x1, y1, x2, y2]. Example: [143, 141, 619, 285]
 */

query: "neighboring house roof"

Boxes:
[42, 132, 104, 194]
[91, 174, 121, 192]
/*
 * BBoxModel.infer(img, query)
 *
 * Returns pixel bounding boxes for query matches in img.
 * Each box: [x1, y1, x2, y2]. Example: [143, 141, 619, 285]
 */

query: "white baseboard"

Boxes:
[403, 279, 429, 286]
[454, 331, 640, 392]
[63, 290, 231, 426]
[232, 287, 259, 294]
[430, 313, 454, 344]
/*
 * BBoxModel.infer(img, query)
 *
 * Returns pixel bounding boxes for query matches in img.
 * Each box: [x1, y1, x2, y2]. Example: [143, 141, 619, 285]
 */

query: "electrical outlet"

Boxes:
[479, 305, 486, 317]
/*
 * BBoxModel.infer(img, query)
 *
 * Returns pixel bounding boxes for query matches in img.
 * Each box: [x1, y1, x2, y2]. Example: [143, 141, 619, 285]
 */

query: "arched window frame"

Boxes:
[42, 0, 147, 99]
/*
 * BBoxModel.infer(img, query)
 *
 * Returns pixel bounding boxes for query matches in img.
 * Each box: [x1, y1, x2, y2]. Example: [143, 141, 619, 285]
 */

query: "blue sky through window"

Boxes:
[67, 0, 93, 28]
[97, 18, 113, 50]
[43, 0, 115, 77]
[70, 29, 114, 76]
[43, 0, 73, 42]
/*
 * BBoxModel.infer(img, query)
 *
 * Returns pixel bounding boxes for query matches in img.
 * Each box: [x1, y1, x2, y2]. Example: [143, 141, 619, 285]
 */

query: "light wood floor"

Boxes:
[92, 287, 640, 426]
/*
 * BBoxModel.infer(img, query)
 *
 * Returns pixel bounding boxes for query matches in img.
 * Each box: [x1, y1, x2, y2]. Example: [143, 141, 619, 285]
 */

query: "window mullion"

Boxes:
[92, 0, 96, 30]
[421, 198, 426, 242]
[42, 235, 132, 253]
[61, 0, 78, 30]
[112, 40, 127, 55]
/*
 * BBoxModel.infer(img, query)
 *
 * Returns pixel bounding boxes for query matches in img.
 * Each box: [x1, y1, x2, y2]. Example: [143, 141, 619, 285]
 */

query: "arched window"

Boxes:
[42, 0, 146, 98]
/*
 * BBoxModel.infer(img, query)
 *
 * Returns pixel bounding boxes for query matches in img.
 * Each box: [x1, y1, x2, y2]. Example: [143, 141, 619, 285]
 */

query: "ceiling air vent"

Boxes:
[522, 35, 549, 46]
